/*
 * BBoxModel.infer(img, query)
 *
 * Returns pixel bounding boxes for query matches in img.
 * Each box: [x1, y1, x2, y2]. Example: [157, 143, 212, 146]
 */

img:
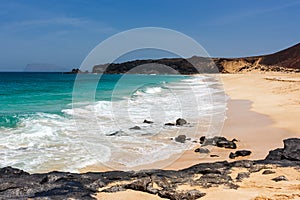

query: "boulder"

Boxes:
[265, 138, 300, 161]
[176, 118, 187, 126]
[143, 119, 154, 124]
[175, 135, 187, 143]
[282, 138, 300, 161]
[229, 150, 252, 159]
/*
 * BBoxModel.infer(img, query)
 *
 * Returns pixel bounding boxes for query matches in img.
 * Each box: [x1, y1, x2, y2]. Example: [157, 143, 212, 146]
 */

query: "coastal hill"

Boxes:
[92, 43, 300, 74]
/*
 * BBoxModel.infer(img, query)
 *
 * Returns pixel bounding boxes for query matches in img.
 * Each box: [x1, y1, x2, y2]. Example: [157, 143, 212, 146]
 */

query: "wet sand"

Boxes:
[91, 72, 300, 199]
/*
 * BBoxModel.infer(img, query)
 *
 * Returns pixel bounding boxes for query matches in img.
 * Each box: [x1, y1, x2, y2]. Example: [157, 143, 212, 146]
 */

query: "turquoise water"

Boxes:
[0, 72, 226, 172]
[0, 73, 185, 128]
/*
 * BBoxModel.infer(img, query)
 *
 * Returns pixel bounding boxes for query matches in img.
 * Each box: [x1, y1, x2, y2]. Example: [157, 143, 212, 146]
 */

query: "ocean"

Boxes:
[0, 72, 226, 172]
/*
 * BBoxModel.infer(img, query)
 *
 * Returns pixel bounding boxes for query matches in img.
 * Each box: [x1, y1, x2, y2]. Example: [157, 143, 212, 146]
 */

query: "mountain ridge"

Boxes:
[92, 43, 300, 74]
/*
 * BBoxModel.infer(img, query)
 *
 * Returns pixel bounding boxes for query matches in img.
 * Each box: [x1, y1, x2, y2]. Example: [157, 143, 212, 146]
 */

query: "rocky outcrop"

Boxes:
[0, 138, 298, 199]
[92, 43, 300, 74]
[265, 138, 300, 161]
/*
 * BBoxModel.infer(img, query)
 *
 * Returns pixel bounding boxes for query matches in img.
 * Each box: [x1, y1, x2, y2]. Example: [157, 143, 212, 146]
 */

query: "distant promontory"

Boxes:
[92, 43, 300, 74]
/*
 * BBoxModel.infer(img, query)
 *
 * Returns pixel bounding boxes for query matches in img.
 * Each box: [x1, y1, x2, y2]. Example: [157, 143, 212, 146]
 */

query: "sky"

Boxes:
[0, 0, 299, 71]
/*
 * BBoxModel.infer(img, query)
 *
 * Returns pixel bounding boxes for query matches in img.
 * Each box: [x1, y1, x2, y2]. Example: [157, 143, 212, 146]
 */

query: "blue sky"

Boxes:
[0, 0, 299, 71]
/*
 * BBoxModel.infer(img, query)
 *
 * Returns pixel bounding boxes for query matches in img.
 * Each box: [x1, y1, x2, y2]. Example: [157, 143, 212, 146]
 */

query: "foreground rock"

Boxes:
[266, 138, 300, 161]
[0, 138, 299, 199]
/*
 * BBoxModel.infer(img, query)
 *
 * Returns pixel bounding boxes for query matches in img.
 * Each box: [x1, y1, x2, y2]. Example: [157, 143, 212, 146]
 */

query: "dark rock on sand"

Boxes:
[0, 138, 299, 199]
[164, 123, 175, 126]
[272, 175, 288, 182]
[176, 118, 187, 126]
[229, 150, 252, 159]
[143, 119, 154, 124]
[210, 154, 219, 157]
[129, 126, 141, 130]
[200, 136, 237, 149]
[175, 135, 187, 143]
[265, 138, 300, 161]
[236, 172, 250, 181]
[262, 170, 276, 175]
[194, 148, 210, 154]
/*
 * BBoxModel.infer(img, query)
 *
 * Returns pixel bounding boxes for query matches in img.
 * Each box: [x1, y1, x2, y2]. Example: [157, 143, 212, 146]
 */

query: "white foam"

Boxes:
[0, 75, 227, 172]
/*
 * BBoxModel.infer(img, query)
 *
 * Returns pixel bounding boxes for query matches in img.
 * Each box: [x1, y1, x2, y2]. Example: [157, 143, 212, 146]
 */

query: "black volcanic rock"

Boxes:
[229, 150, 252, 159]
[175, 135, 187, 143]
[129, 126, 141, 130]
[200, 136, 237, 149]
[265, 138, 300, 161]
[176, 118, 187, 126]
[0, 138, 299, 199]
[272, 175, 288, 182]
[164, 123, 175, 126]
[262, 170, 276, 175]
[143, 119, 154, 124]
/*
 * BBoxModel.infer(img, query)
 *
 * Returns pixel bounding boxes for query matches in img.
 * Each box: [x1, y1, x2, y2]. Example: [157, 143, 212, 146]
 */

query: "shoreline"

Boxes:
[0, 72, 299, 200]
[81, 72, 300, 173]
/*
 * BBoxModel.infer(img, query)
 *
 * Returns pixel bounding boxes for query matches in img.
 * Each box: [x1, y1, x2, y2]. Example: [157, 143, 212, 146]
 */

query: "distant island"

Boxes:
[92, 43, 300, 74]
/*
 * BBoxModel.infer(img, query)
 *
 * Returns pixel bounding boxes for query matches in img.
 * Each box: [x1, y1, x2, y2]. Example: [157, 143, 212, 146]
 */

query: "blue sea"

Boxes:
[0, 72, 226, 172]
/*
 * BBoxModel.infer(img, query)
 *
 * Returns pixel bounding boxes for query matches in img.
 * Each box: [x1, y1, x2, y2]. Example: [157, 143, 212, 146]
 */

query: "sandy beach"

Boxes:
[95, 72, 300, 199]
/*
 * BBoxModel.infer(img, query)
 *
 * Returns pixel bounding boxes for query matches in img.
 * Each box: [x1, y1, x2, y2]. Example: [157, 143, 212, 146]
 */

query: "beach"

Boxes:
[95, 72, 300, 199]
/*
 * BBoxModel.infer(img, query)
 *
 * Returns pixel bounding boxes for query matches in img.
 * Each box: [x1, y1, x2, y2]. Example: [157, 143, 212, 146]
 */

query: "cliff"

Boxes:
[92, 43, 300, 74]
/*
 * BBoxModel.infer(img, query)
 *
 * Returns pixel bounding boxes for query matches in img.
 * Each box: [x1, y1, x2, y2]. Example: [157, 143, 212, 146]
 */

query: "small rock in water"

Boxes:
[129, 126, 141, 130]
[106, 131, 122, 136]
[229, 150, 252, 159]
[262, 170, 276, 175]
[175, 135, 187, 143]
[272, 175, 288, 182]
[176, 118, 187, 126]
[164, 123, 175, 126]
[143, 119, 154, 124]
[200, 136, 206, 144]
[194, 148, 210, 154]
